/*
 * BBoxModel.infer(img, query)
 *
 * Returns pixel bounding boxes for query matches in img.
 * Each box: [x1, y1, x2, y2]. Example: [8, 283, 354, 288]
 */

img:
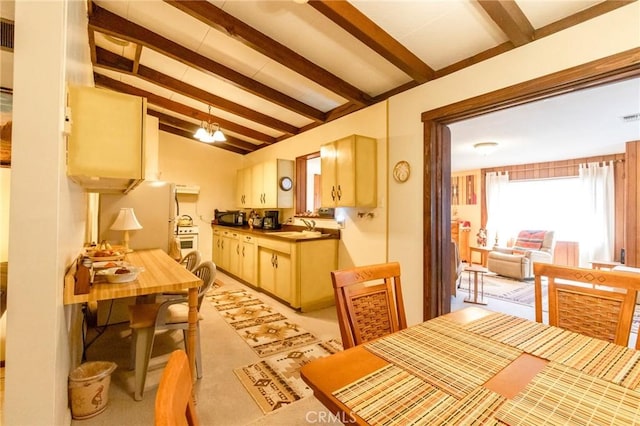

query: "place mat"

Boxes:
[495, 362, 640, 425]
[365, 316, 522, 399]
[209, 289, 319, 357]
[465, 312, 640, 389]
[333, 364, 506, 425]
[234, 340, 343, 414]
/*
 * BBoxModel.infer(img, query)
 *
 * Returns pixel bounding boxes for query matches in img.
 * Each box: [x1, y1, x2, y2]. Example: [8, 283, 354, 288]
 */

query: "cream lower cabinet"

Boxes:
[212, 226, 257, 286]
[212, 227, 238, 273]
[257, 239, 292, 303]
[257, 237, 337, 312]
[239, 234, 257, 284]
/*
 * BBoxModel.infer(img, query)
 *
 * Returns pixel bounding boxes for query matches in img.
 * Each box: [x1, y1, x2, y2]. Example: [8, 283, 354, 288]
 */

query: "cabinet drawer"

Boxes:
[257, 237, 292, 254]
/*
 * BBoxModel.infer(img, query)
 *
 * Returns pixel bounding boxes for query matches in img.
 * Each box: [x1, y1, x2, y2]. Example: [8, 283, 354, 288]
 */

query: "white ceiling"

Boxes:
[450, 77, 640, 172]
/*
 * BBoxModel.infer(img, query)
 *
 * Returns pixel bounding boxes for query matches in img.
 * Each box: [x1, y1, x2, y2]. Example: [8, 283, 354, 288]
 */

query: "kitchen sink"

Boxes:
[265, 231, 326, 238]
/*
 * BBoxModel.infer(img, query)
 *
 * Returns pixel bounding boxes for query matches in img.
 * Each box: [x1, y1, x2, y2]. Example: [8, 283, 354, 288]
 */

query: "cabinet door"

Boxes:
[235, 167, 252, 208]
[320, 143, 337, 207]
[261, 160, 278, 208]
[228, 236, 241, 277]
[67, 86, 145, 180]
[273, 251, 291, 303]
[212, 228, 222, 267]
[258, 248, 276, 294]
[335, 137, 356, 206]
[251, 163, 264, 207]
[240, 237, 256, 284]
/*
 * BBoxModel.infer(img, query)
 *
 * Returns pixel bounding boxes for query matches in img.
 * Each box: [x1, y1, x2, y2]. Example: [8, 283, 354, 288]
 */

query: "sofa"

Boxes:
[487, 230, 555, 280]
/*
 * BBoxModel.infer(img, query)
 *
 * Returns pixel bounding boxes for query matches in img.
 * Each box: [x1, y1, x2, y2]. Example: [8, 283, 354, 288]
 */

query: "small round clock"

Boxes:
[393, 161, 410, 183]
[279, 176, 293, 191]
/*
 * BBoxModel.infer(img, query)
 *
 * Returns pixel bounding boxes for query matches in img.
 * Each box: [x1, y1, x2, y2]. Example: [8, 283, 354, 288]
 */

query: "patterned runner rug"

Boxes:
[234, 339, 343, 414]
[208, 289, 320, 357]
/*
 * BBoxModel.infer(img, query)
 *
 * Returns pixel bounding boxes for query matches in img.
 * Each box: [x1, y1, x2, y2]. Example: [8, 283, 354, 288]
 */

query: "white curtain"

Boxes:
[485, 171, 510, 246]
[578, 161, 614, 266]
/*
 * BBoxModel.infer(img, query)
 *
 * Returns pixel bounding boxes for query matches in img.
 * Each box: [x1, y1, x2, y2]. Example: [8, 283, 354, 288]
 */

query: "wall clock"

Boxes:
[393, 161, 410, 183]
[279, 176, 293, 191]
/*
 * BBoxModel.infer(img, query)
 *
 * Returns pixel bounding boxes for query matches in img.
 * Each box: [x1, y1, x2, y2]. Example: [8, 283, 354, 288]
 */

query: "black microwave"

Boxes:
[215, 210, 245, 226]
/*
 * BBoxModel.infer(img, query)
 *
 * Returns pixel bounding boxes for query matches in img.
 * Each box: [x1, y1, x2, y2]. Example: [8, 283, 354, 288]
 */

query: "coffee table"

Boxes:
[464, 264, 488, 305]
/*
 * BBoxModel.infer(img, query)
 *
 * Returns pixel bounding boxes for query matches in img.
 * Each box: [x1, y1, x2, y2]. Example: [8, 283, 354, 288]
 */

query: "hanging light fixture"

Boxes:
[193, 105, 226, 143]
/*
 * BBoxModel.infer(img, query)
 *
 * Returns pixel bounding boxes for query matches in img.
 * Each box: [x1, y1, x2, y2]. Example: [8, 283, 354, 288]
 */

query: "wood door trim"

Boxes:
[421, 48, 640, 321]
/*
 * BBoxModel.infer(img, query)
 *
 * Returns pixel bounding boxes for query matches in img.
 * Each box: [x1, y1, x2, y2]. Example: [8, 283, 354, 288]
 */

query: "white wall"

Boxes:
[157, 131, 244, 261]
[5, 0, 93, 424]
[388, 2, 640, 325]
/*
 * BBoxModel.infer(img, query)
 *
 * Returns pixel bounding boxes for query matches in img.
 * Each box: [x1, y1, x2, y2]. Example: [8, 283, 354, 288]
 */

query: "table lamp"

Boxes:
[110, 207, 143, 252]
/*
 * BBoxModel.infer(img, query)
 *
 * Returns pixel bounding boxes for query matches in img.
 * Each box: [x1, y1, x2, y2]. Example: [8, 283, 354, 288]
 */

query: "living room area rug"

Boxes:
[234, 339, 343, 414]
[209, 289, 320, 357]
[458, 270, 640, 333]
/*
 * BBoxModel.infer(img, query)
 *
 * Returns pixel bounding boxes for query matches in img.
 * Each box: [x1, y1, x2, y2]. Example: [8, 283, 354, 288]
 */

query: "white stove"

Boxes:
[175, 225, 199, 257]
[176, 225, 199, 235]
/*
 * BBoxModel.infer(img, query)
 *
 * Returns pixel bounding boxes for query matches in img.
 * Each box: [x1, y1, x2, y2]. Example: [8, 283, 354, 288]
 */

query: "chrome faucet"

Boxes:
[301, 219, 316, 231]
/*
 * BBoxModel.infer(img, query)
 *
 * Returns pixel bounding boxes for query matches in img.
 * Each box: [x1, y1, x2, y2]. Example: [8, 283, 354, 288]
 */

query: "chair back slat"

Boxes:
[331, 262, 407, 349]
[534, 263, 640, 347]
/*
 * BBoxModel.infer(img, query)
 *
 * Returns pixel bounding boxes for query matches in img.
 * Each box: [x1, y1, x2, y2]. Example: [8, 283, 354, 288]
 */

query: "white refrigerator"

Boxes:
[98, 181, 177, 253]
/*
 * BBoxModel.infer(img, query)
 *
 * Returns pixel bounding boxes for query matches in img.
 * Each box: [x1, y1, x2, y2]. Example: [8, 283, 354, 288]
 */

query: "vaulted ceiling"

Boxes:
[82, 0, 632, 155]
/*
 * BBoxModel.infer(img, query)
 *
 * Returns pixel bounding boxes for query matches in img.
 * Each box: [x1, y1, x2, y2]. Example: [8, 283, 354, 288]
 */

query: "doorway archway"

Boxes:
[421, 47, 640, 320]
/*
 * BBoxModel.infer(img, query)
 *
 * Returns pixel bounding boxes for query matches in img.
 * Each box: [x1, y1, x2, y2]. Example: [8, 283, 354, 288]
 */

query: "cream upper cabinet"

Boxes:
[67, 85, 147, 193]
[247, 159, 293, 208]
[236, 167, 252, 208]
[320, 135, 376, 207]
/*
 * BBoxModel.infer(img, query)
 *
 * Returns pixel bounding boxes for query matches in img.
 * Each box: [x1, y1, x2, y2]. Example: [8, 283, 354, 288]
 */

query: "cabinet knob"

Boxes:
[337, 185, 342, 200]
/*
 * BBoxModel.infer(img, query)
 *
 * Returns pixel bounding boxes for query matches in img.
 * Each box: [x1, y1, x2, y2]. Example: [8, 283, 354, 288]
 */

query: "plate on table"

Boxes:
[96, 266, 144, 284]
[86, 250, 126, 262]
[93, 261, 128, 270]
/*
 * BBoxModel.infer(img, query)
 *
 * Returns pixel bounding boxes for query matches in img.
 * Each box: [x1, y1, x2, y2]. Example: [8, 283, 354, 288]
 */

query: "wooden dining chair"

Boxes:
[534, 263, 639, 347]
[331, 261, 407, 349]
[155, 349, 199, 426]
[129, 261, 216, 400]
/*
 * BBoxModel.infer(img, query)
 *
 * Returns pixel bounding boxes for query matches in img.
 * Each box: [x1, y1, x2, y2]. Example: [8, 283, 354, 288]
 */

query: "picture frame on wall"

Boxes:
[0, 88, 12, 168]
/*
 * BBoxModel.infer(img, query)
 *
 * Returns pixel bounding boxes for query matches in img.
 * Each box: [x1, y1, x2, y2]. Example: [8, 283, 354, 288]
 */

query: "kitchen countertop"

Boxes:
[211, 223, 340, 241]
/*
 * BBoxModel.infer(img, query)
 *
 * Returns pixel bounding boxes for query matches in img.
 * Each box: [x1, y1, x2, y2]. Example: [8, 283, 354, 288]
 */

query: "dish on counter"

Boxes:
[96, 266, 143, 283]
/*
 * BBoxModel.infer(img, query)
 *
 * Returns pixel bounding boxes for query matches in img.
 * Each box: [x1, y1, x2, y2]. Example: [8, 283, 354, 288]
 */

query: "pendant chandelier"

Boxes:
[194, 105, 226, 143]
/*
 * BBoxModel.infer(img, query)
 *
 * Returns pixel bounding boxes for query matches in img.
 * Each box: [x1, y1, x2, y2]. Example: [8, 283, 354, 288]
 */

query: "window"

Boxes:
[500, 177, 582, 241]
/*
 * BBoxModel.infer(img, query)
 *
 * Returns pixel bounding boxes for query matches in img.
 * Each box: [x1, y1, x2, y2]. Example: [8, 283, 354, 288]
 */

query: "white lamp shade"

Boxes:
[110, 208, 143, 231]
[212, 128, 226, 142]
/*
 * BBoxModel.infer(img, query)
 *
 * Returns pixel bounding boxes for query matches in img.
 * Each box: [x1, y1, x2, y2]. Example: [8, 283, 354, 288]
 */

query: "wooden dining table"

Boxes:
[64, 249, 202, 389]
[301, 307, 640, 425]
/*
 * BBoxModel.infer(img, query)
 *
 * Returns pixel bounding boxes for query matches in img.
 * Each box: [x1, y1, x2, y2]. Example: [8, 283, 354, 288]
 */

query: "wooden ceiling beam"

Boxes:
[478, 1, 533, 47]
[534, 0, 635, 39]
[158, 123, 250, 154]
[148, 110, 261, 152]
[95, 47, 300, 135]
[88, 4, 326, 122]
[308, 0, 434, 83]
[165, 0, 372, 107]
[93, 73, 276, 144]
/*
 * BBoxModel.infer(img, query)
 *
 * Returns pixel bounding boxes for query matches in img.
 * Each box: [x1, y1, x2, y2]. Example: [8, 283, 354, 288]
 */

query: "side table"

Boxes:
[464, 264, 488, 305]
[589, 260, 621, 270]
[469, 246, 492, 267]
